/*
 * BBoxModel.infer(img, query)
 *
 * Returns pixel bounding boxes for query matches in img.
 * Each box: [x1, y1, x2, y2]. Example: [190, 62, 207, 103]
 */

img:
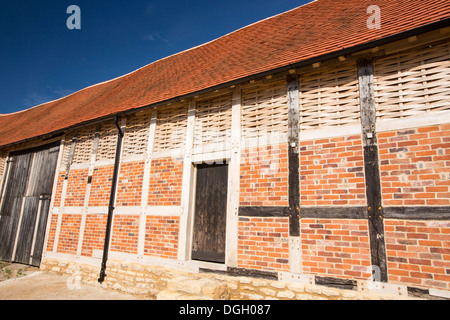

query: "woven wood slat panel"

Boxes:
[299, 62, 360, 131]
[122, 111, 152, 158]
[194, 93, 232, 151]
[154, 103, 188, 152]
[60, 132, 75, 169]
[241, 80, 288, 140]
[374, 40, 450, 119]
[72, 126, 96, 164]
[96, 121, 118, 161]
[0, 151, 7, 177]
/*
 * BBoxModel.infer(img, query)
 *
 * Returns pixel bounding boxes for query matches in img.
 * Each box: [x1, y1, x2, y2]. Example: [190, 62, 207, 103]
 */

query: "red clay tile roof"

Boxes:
[1, 0, 449, 147]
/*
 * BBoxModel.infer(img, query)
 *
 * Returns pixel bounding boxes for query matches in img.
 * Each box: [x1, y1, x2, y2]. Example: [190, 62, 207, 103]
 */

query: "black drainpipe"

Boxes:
[98, 116, 124, 283]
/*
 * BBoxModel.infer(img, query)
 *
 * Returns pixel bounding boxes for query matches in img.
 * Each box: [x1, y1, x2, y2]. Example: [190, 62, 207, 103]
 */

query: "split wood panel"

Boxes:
[0, 151, 7, 178]
[241, 80, 288, 141]
[193, 93, 232, 153]
[96, 121, 118, 161]
[298, 62, 361, 131]
[374, 39, 450, 120]
[72, 126, 96, 165]
[154, 103, 188, 153]
[60, 132, 75, 170]
[122, 111, 152, 159]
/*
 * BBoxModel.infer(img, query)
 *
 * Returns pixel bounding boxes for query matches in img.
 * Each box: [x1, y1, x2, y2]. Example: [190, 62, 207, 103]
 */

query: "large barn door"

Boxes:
[0, 142, 60, 267]
[0, 152, 33, 262]
[192, 163, 228, 264]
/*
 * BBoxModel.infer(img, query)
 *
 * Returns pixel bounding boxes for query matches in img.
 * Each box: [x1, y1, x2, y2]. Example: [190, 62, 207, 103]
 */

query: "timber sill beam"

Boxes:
[384, 206, 450, 220]
[238, 206, 450, 221]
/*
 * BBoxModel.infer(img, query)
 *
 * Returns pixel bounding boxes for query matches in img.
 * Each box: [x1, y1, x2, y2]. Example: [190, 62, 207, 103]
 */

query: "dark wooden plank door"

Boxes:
[192, 163, 228, 263]
[29, 196, 52, 267]
[13, 196, 40, 264]
[0, 142, 60, 266]
[0, 152, 33, 262]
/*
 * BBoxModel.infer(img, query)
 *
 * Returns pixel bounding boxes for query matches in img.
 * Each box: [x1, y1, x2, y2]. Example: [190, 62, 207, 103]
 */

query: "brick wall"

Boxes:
[88, 165, 114, 207]
[52, 173, 65, 207]
[379, 124, 450, 206]
[299, 135, 366, 206]
[57, 214, 82, 254]
[240, 144, 288, 206]
[116, 161, 145, 207]
[64, 169, 89, 207]
[111, 215, 140, 254]
[148, 158, 183, 206]
[385, 219, 450, 290]
[81, 214, 107, 257]
[238, 217, 290, 272]
[45, 214, 59, 251]
[144, 216, 180, 259]
[301, 219, 372, 280]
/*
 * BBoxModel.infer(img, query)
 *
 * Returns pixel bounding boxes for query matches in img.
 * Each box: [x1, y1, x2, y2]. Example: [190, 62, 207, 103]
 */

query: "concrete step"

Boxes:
[157, 276, 229, 300]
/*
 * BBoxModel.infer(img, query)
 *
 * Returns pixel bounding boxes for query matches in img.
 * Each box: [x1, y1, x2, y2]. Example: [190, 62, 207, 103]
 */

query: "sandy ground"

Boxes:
[0, 264, 149, 300]
[0, 262, 39, 281]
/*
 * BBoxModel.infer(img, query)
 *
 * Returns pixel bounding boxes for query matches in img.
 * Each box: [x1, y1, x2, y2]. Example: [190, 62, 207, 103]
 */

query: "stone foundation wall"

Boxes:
[41, 258, 423, 300]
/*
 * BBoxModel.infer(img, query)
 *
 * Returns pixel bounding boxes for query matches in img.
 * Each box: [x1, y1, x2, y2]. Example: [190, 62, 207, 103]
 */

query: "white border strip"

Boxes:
[299, 124, 361, 141]
[376, 110, 450, 133]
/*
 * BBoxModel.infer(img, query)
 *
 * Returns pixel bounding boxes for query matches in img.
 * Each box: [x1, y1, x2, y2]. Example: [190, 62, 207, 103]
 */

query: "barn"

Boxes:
[0, 0, 449, 299]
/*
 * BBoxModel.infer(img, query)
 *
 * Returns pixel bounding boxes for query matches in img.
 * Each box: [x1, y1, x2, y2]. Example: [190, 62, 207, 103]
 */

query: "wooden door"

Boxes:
[192, 163, 228, 263]
[0, 142, 60, 266]
[0, 152, 33, 262]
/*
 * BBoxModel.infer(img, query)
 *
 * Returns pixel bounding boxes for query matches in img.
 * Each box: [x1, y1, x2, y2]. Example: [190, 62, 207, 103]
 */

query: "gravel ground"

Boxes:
[0, 262, 39, 282]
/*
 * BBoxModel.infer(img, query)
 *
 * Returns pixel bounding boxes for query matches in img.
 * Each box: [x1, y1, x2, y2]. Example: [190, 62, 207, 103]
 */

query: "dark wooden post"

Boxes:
[358, 58, 388, 283]
[287, 75, 300, 237]
[64, 134, 77, 181]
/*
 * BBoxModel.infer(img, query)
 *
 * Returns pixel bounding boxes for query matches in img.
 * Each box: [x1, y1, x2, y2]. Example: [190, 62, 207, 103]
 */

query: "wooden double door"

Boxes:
[0, 142, 60, 267]
[192, 163, 228, 264]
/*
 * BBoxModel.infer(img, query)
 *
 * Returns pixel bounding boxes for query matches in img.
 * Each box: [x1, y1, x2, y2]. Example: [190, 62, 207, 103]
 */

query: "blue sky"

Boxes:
[0, 0, 309, 114]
